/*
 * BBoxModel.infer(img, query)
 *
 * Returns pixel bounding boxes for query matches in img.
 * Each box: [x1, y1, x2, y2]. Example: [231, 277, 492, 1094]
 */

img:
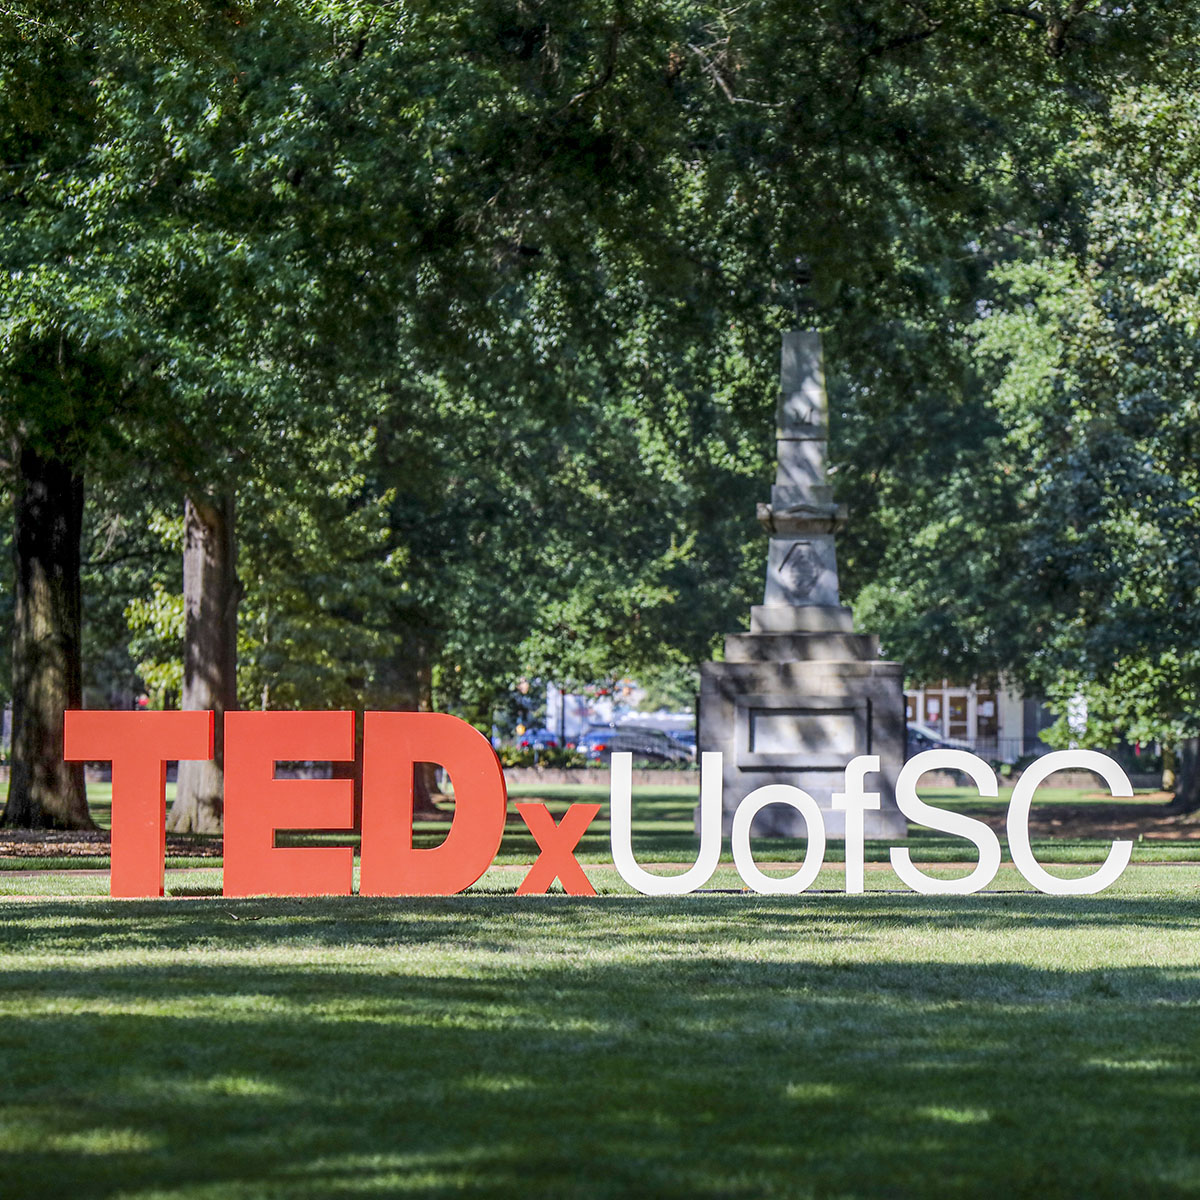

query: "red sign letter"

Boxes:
[63, 710, 214, 898]
[223, 711, 356, 898]
[516, 803, 600, 895]
[359, 712, 506, 895]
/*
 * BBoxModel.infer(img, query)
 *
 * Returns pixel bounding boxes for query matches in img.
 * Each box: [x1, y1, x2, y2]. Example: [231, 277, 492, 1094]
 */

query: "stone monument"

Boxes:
[697, 330, 907, 838]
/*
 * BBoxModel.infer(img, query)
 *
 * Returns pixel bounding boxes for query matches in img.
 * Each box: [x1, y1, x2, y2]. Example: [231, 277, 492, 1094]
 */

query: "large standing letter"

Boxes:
[1008, 750, 1132, 894]
[890, 750, 1002, 895]
[832, 754, 882, 894]
[610, 751, 722, 895]
[733, 784, 826, 894]
[64, 710, 214, 898]
[516, 803, 600, 895]
[223, 711, 356, 897]
[359, 712, 507, 895]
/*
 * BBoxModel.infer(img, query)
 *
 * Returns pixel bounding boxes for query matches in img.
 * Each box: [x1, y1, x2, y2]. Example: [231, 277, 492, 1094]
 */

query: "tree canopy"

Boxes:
[842, 48, 1200, 802]
[3, 0, 1200, 822]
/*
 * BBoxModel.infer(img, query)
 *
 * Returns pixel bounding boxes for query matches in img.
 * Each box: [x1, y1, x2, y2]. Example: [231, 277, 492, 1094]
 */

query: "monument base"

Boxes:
[697, 656, 907, 840]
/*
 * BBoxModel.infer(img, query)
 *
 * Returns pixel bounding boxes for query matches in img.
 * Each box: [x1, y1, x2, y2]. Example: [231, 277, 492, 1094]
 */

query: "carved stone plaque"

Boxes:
[779, 541, 819, 597]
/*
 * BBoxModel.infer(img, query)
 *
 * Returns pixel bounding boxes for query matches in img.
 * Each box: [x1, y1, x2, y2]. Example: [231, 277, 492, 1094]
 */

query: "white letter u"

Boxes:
[610, 751, 722, 895]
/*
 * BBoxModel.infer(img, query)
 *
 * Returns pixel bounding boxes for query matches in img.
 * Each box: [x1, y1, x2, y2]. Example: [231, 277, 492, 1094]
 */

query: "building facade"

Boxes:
[903, 679, 1053, 763]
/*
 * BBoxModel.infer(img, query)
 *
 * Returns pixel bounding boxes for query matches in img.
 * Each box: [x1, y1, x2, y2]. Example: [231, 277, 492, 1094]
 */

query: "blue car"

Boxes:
[905, 723, 971, 759]
[518, 728, 559, 751]
[666, 729, 697, 757]
[576, 726, 692, 764]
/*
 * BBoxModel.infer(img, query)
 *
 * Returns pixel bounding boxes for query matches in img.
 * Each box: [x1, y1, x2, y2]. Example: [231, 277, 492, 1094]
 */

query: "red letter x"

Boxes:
[516, 803, 600, 895]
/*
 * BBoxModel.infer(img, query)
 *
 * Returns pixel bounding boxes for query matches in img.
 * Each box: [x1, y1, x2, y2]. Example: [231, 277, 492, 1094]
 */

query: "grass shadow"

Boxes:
[1, 895, 1199, 1197]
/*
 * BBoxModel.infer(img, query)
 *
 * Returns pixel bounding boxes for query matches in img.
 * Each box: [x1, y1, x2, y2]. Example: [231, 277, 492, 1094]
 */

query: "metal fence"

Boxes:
[923, 735, 1161, 775]
[938, 737, 1044, 764]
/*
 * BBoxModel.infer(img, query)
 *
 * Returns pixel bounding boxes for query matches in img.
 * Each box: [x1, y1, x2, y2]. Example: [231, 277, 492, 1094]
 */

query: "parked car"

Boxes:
[665, 729, 697, 758]
[577, 725, 693, 764]
[573, 728, 610, 757]
[905, 723, 972, 759]
[518, 728, 559, 751]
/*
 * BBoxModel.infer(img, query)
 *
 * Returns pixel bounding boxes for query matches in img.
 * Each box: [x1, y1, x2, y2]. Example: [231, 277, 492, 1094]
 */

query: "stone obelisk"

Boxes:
[697, 331, 907, 838]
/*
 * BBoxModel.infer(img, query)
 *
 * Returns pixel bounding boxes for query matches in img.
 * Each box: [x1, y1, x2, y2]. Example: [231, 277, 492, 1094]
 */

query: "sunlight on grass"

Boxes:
[1, 887, 1199, 1198]
[1, 777, 1197, 1196]
[10, 780, 1186, 878]
[8, 1126, 164, 1156]
[917, 1106, 991, 1125]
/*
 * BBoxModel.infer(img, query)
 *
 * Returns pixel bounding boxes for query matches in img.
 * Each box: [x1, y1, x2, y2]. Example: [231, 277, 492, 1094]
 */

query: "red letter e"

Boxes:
[223, 711, 356, 898]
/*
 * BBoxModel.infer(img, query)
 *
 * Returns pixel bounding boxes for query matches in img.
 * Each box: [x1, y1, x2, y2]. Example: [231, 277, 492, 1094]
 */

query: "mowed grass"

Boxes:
[7, 779, 1197, 876]
[3, 886, 1200, 1198]
[502, 783, 1200, 866]
[1, 782, 1200, 1196]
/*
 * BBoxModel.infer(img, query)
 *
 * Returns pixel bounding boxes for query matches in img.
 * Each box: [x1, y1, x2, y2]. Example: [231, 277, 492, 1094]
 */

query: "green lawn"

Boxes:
[30, 780, 1200, 876]
[1, 783, 1199, 1196]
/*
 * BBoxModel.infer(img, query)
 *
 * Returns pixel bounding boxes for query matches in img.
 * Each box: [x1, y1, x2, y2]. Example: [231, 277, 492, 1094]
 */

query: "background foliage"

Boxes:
[2, 0, 1199, 777]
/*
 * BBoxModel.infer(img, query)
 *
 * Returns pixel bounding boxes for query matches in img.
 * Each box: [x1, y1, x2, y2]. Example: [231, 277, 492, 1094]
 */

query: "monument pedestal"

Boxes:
[697, 332, 907, 839]
[699, 627, 907, 838]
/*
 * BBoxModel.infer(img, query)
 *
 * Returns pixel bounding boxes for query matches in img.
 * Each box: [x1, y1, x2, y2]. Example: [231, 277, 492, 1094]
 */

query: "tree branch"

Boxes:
[687, 42, 784, 107]
[996, 5, 1047, 29]
[866, 21, 944, 59]
[82, 548, 170, 570]
[997, 1, 1097, 56]
[563, 20, 623, 109]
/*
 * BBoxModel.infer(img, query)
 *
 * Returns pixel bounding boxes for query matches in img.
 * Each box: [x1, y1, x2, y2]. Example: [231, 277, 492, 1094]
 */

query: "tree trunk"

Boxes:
[2, 440, 93, 829]
[365, 636, 441, 821]
[411, 655, 441, 816]
[1162, 745, 1177, 793]
[1168, 737, 1200, 814]
[167, 493, 238, 833]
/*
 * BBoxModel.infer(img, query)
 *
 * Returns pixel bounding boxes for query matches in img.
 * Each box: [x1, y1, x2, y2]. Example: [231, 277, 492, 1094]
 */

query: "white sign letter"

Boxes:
[1007, 750, 1132, 894]
[610, 752, 722, 894]
[732, 785, 826, 894]
[832, 754, 881, 894]
[890, 750, 1002, 894]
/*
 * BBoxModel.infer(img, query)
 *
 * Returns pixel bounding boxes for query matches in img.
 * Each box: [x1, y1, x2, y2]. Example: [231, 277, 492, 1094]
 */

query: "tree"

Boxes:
[0, 3, 254, 827]
[0, 1, 418, 828]
[970, 83, 1200, 807]
[5, 0, 1185, 831]
[841, 65, 1200, 807]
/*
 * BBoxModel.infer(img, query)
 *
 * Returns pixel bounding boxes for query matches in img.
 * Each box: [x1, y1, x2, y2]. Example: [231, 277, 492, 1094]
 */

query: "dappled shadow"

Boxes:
[2, 891, 1200, 947]
[1, 897, 1200, 1196]
[0, 829, 222, 858]
[932, 797, 1200, 842]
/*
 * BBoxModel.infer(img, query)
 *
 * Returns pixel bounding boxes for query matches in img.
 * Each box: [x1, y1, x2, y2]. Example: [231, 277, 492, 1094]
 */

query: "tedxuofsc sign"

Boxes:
[64, 710, 1136, 900]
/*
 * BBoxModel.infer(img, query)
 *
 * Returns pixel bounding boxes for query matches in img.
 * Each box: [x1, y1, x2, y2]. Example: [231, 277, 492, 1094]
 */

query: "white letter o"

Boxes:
[732, 785, 826, 894]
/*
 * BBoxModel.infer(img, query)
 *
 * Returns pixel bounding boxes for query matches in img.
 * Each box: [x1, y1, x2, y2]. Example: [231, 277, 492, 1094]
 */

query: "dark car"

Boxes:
[518, 727, 559, 751]
[665, 729, 697, 758]
[905, 723, 971, 759]
[573, 728, 610, 758]
[577, 725, 693, 764]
